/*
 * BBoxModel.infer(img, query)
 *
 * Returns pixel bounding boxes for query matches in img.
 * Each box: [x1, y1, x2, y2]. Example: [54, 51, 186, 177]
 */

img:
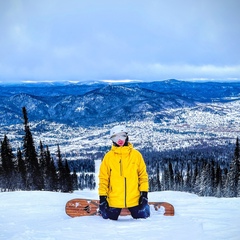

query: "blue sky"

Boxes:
[0, 0, 240, 82]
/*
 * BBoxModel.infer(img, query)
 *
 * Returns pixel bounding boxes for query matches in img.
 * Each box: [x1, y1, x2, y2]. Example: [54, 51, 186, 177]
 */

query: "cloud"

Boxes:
[0, 0, 240, 81]
[144, 64, 240, 80]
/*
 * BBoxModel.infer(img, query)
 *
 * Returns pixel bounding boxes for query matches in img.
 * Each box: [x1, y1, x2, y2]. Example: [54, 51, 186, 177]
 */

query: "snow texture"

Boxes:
[1, 160, 240, 240]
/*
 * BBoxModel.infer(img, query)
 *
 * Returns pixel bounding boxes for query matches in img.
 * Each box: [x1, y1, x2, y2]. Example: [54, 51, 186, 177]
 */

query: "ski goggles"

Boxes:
[111, 133, 127, 143]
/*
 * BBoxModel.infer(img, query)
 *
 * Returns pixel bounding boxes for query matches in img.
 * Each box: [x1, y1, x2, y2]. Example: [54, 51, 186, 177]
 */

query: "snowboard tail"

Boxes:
[65, 198, 174, 218]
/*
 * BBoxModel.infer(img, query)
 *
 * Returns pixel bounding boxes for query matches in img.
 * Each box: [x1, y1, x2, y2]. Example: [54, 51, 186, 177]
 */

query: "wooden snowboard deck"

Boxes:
[65, 198, 174, 218]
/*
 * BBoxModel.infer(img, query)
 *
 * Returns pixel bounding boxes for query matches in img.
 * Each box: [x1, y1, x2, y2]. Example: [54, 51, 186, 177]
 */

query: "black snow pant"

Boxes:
[100, 202, 150, 220]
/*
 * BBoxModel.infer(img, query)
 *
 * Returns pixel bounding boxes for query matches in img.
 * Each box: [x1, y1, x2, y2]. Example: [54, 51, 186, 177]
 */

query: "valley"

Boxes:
[1, 80, 240, 160]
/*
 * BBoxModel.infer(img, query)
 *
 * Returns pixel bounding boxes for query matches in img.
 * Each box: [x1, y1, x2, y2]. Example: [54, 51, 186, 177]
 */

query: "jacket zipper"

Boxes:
[124, 177, 127, 207]
[119, 159, 127, 207]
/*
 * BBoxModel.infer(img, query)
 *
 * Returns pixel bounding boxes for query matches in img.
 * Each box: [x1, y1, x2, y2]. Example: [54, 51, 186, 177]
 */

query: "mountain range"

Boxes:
[1, 79, 240, 155]
[1, 79, 240, 127]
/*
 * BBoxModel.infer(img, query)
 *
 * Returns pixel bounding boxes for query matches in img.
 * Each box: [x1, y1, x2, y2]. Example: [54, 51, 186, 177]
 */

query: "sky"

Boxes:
[0, 0, 240, 82]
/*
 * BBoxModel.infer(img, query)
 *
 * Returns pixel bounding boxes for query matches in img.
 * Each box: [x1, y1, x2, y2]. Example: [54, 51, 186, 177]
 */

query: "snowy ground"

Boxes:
[1, 161, 240, 240]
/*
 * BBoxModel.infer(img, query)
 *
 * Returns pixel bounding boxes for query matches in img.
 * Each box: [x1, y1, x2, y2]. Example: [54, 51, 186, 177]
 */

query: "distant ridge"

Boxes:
[1, 80, 240, 126]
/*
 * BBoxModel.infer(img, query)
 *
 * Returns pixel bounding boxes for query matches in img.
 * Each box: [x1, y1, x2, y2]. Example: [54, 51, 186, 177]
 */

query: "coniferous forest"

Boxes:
[0, 107, 240, 197]
[0, 107, 96, 192]
[145, 139, 240, 197]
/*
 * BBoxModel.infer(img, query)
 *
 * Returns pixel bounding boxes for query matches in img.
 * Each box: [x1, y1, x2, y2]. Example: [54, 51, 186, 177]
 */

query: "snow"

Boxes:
[1, 161, 240, 240]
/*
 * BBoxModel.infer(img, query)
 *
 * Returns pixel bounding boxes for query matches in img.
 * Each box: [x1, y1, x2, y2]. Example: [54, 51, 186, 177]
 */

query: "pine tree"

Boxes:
[38, 141, 45, 190]
[56, 144, 64, 191]
[22, 107, 43, 190]
[79, 173, 84, 190]
[225, 137, 240, 197]
[168, 162, 174, 190]
[174, 162, 184, 191]
[209, 160, 215, 196]
[71, 169, 78, 191]
[50, 157, 58, 191]
[199, 161, 210, 196]
[16, 148, 27, 190]
[215, 163, 223, 197]
[1, 135, 16, 191]
[43, 145, 56, 191]
[63, 159, 72, 192]
[191, 162, 199, 194]
[156, 162, 161, 191]
[174, 167, 182, 191]
[148, 177, 154, 192]
[89, 174, 96, 190]
[184, 163, 192, 192]
[161, 164, 169, 191]
[56, 145, 73, 192]
[161, 162, 174, 191]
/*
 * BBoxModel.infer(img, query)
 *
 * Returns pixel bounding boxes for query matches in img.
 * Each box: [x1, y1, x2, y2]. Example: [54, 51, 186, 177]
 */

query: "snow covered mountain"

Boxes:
[1, 79, 240, 126]
[0, 82, 196, 126]
[1, 79, 240, 155]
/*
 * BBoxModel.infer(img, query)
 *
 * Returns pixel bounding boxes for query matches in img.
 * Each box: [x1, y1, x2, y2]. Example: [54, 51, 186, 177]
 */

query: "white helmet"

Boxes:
[110, 125, 128, 138]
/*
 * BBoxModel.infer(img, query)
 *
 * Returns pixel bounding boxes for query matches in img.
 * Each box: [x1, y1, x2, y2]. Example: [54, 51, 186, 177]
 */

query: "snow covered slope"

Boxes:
[1, 189, 240, 240]
[0, 161, 240, 240]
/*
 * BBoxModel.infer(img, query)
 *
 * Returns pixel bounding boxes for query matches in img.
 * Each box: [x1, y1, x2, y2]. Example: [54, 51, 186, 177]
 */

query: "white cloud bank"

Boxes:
[0, 0, 240, 82]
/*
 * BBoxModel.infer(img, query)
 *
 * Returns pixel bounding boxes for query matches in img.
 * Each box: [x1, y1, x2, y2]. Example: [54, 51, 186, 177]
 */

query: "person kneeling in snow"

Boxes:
[98, 125, 150, 220]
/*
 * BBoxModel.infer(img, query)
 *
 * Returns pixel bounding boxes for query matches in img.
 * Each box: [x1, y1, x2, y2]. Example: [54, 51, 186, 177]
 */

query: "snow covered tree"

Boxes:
[215, 163, 224, 198]
[161, 162, 174, 191]
[184, 163, 192, 192]
[191, 161, 199, 193]
[78, 172, 96, 190]
[199, 161, 212, 196]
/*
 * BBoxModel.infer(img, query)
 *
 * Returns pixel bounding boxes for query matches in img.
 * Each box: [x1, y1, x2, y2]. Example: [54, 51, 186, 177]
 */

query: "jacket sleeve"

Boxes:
[98, 155, 110, 196]
[138, 153, 149, 192]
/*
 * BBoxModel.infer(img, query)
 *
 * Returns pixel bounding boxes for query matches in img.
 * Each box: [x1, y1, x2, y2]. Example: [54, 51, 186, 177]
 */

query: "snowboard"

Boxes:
[65, 198, 174, 218]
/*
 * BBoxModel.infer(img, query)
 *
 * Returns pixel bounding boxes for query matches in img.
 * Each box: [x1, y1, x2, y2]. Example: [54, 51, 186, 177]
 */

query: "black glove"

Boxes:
[139, 192, 148, 209]
[99, 196, 109, 219]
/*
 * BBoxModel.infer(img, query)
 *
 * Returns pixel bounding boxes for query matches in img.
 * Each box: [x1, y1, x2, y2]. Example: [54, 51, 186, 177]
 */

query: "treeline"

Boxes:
[0, 107, 95, 192]
[146, 138, 240, 197]
[2, 107, 240, 198]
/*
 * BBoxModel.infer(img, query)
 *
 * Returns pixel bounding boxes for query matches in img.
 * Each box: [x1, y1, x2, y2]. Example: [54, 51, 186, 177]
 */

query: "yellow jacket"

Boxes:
[98, 143, 149, 208]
